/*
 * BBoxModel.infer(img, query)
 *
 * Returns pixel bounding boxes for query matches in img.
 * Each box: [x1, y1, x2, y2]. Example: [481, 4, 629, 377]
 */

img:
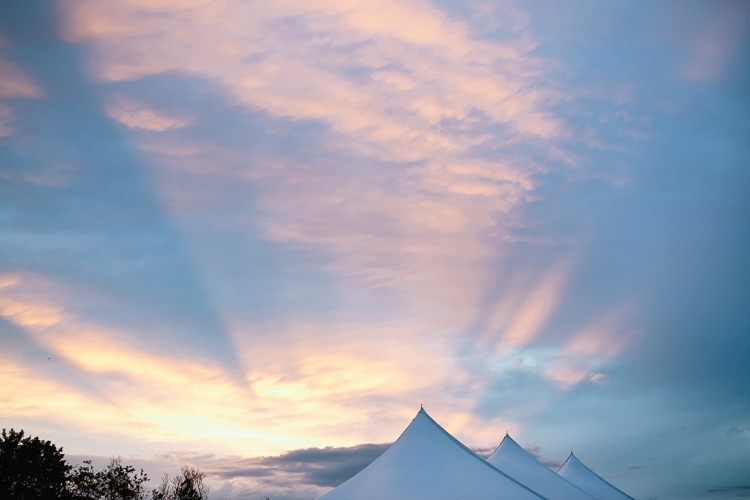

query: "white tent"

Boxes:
[487, 434, 595, 500]
[557, 453, 634, 500]
[317, 408, 544, 500]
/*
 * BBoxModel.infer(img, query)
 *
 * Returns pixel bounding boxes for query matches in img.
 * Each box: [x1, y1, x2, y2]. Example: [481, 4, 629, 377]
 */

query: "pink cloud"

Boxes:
[52, 1, 567, 335]
[35, 0, 646, 450]
[106, 99, 193, 131]
[0, 57, 42, 98]
[0, 57, 42, 136]
[565, 306, 642, 359]
[58, 0, 559, 153]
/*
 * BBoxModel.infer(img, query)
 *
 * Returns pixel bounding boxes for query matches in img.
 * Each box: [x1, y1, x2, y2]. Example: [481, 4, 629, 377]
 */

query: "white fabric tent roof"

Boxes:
[317, 408, 544, 500]
[557, 453, 634, 500]
[487, 434, 595, 500]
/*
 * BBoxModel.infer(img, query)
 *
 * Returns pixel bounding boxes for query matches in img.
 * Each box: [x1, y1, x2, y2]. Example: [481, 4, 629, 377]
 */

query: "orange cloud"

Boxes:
[0, 274, 67, 328]
[0, 274, 21, 289]
[0, 296, 65, 328]
[483, 262, 571, 350]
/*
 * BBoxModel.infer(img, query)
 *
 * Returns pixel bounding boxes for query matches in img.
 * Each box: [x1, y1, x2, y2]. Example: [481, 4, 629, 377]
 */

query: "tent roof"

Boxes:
[317, 408, 544, 500]
[487, 434, 595, 500]
[557, 453, 634, 500]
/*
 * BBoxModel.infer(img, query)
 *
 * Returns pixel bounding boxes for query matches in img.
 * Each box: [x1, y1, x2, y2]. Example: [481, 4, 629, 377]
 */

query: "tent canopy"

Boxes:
[317, 408, 544, 500]
[487, 434, 595, 500]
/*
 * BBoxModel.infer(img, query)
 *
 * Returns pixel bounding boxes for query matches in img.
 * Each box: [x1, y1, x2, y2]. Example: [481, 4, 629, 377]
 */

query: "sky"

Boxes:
[0, 0, 749, 498]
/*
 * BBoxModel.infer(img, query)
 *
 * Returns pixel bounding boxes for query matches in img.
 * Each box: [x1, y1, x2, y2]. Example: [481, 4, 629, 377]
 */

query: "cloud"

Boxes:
[521, 443, 562, 470]
[0, 273, 477, 458]
[69, 443, 390, 500]
[36, 15, 598, 448]
[106, 99, 193, 131]
[0, 56, 42, 136]
[60, 0, 553, 148]
[704, 485, 750, 495]
[52, 1, 562, 323]
[45, 3, 656, 407]
[565, 306, 641, 360]
[495, 261, 570, 349]
[0, 56, 42, 98]
[212, 443, 390, 488]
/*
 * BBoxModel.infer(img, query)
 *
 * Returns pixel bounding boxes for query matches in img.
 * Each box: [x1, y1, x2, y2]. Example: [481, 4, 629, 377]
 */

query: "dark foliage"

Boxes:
[68, 457, 150, 500]
[151, 466, 208, 500]
[1, 428, 206, 500]
[0, 428, 72, 499]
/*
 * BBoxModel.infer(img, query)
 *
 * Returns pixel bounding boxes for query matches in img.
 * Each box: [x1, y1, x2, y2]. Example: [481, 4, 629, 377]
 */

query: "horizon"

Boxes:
[9, 407, 628, 499]
[1, 1, 749, 499]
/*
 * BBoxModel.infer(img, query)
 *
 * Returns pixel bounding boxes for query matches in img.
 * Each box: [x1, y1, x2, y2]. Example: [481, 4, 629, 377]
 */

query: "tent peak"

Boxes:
[499, 433, 519, 446]
[488, 433, 597, 500]
[557, 452, 634, 500]
[319, 404, 544, 499]
[558, 452, 574, 473]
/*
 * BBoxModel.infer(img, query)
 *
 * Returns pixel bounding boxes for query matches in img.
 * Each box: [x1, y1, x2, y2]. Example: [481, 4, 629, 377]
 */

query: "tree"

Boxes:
[99, 457, 149, 500]
[151, 466, 208, 500]
[0, 428, 71, 499]
[67, 460, 99, 499]
[1, 428, 205, 500]
[68, 457, 149, 500]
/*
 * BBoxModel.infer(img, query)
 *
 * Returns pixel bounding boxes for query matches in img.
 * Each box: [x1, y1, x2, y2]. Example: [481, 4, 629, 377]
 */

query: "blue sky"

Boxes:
[1, 1, 749, 498]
